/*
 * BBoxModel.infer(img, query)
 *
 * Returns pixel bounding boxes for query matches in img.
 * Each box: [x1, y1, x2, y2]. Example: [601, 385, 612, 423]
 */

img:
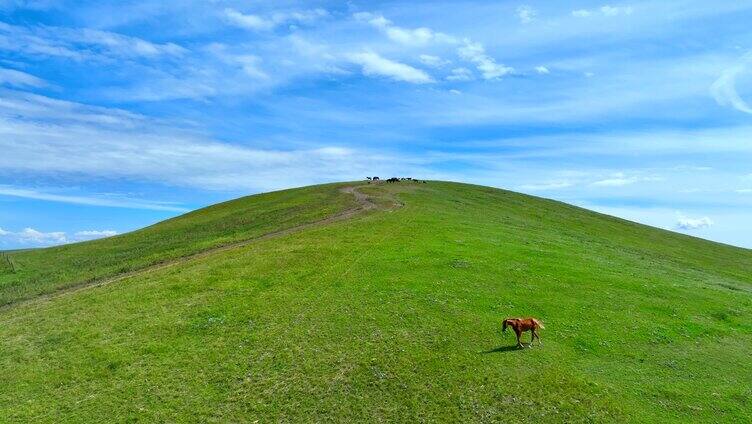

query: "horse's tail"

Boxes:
[502, 320, 508, 333]
[533, 319, 545, 329]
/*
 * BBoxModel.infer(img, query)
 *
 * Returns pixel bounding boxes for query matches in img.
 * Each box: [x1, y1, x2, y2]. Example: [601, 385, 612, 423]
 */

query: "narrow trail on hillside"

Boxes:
[2, 185, 393, 313]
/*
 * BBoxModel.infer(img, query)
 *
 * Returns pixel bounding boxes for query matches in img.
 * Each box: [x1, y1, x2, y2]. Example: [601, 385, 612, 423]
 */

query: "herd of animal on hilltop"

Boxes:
[366, 176, 427, 183]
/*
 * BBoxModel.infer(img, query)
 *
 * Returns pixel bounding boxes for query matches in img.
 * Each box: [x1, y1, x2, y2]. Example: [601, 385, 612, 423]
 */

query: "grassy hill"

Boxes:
[0, 183, 356, 306]
[1, 181, 750, 422]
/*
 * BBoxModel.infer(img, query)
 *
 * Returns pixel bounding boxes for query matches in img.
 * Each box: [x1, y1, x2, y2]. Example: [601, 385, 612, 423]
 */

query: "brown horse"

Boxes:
[502, 317, 545, 348]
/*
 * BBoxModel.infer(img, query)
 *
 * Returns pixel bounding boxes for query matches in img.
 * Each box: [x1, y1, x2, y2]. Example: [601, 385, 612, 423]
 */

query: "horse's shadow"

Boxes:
[480, 345, 521, 354]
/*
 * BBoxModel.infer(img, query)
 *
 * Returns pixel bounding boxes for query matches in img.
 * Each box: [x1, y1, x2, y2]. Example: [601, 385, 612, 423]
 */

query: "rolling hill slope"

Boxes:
[0, 183, 358, 306]
[1, 181, 750, 422]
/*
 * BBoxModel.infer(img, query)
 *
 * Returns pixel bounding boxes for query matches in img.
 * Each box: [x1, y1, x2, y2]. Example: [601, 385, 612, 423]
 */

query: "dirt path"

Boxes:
[2, 185, 385, 312]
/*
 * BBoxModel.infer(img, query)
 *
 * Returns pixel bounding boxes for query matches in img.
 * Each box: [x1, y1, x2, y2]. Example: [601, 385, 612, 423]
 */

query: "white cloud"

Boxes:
[0, 88, 149, 126]
[286, 36, 348, 75]
[17, 227, 67, 244]
[0, 227, 119, 247]
[347, 52, 434, 83]
[0, 67, 46, 87]
[591, 173, 661, 187]
[710, 54, 752, 114]
[0, 22, 186, 60]
[224, 8, 328, 31]
[592, 177, 634, 186]
[518, 181, 573, 191]
[446, 67, 473, 81]
[516, 5, 537, 24]
[671, 165, 713, 172]
[457, 40, 513, 80]
[74, 28, 186, 57]
[354, 11, 512, 81]
[354, 12, 453, 46]
[207, 48, 270, 80]
[600, 5, 633, 16]
[224, 8, 274, 31]
[449, 89, 462, 95]
[0, 186, 188, 211]
[535, 65, 550, 74]
[384, 25, 434, 46]
[419, 54, 450, 67]
[675, 214, 713, 230]
[0, 90, 429, 192]
[735, 188, 752, 193]
[274, 9, 329, 25]
[235, 55, 268, 79]
[572, 5, 633, 18]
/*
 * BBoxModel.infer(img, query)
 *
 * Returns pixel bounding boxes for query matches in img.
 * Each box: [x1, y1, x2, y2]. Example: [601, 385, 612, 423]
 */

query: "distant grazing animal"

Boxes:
[502, 317, 544, 348]
[387, 177, 400, 183]
[373, 176, 380, 181]
[366, 177, 372, 180]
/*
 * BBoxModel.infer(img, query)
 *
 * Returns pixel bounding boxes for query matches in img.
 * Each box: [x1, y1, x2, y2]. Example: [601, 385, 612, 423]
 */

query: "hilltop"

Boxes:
[1, 181, 750, 422]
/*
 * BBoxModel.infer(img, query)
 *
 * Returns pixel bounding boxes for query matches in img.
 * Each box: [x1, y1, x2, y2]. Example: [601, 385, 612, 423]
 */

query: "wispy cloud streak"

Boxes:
[0, 187, 188, 212]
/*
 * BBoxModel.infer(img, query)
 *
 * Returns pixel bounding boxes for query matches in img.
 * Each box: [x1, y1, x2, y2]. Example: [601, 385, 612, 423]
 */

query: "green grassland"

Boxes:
[1, 181, 750, 422]
[0, 183, 355, 306]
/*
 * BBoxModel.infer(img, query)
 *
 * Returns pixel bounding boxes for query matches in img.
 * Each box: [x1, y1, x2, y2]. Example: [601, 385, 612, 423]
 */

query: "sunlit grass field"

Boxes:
[0, 183, 355, 306]
[1, 181, 750, 422]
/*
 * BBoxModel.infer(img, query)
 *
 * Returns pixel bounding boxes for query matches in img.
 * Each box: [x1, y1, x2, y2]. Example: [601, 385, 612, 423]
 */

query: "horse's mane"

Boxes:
[533, 318, 545, 329]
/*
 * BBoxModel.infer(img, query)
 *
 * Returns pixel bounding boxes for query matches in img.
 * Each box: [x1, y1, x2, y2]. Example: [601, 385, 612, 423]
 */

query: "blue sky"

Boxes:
[1, 0, 752, 249]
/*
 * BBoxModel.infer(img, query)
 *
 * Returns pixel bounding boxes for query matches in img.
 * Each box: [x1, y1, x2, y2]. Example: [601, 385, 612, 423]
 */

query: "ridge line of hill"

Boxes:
[1, 185, 381, 312]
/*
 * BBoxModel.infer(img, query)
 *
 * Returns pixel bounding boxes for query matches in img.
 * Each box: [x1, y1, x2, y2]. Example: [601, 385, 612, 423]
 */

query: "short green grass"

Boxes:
[1, 181, 750, 422]
[0, 183, 355, 306]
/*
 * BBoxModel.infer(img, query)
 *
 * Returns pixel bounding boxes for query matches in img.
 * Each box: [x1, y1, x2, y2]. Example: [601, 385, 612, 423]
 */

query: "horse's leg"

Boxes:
[533, 329, 542, 346]
[515, 329, 522, 348]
